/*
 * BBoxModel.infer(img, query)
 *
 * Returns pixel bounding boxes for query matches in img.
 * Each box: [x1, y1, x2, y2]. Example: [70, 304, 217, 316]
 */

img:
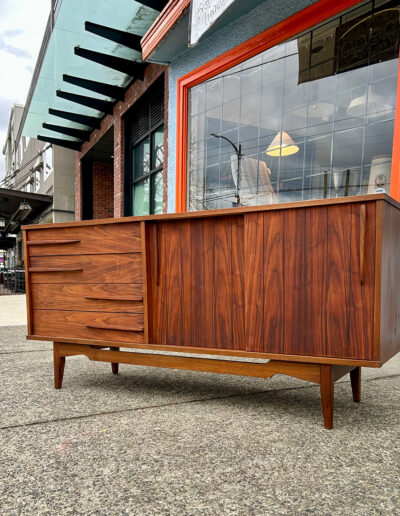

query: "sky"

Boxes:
[0, 0, 50, 181]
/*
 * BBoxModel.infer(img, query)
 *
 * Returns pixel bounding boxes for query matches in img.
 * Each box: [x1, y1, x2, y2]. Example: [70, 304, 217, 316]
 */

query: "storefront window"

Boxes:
[124, 80, 164, 216]
[187, 0, 400, 210]
[132, 126, 164, 216]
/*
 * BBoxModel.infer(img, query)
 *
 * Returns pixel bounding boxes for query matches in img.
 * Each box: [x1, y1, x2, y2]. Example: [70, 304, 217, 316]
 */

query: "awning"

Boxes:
[21, 0, 168, 150]
[0, 188, 53, 236]
[143, 0, 266, 62]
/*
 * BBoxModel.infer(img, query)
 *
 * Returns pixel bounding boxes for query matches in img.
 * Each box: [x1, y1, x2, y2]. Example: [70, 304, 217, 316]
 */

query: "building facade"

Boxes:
[3, 104, 75, 223]
[74, 65, 168, 221]
[142, 0, 400, 212]
[19, 0, 400, 217]
[1, 103, 75, 267]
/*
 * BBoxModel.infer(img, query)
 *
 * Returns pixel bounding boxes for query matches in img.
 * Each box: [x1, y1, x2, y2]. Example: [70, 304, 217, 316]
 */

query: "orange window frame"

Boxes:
[175, 0, 400, 212]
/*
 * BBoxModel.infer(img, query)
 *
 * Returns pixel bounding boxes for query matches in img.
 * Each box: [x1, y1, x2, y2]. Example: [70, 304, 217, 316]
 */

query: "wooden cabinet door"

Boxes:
[244, 202, 376, 360]
[148, 216, 247, 351]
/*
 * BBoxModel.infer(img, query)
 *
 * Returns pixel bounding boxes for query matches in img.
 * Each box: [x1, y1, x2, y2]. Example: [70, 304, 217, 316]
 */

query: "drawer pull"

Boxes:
[154, 224, 160, 286]
[86, 324, 144, 332]
[360, 204, 367, 285]
[29, 267, 83, 273]
[84, 295, 143, 302]
[27, 239, 80, 246]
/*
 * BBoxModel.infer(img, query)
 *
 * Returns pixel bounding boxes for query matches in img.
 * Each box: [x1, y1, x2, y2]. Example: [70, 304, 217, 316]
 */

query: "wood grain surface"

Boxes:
[34, 310, 144, 343]
[147, 202, 377, 360]
[22, 193, 396, 230]
[29, 254, 142, 284]
[31, 284, 143, 312]
[26, 223, 141, 255]
[379, 201, 400, 363]
[24, 198, 400, 365]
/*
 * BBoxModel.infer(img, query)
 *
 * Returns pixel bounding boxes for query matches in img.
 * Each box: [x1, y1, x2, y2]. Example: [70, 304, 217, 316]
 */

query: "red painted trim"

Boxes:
[175, 0, 378, 212]
[390, 50, 400, 202]
[141, 0, 190, 61]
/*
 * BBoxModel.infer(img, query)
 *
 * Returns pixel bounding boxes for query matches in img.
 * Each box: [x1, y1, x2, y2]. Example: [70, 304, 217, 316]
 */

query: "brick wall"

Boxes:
[75, 64, 168, 220]
[113, 117, 124, 218]
[92, 162, 114, 219]
[74, 152, 82, 221]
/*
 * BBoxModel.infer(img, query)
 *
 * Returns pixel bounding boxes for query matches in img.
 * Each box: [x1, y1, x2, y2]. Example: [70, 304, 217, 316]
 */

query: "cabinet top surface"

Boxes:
[22, 194, 399, 231]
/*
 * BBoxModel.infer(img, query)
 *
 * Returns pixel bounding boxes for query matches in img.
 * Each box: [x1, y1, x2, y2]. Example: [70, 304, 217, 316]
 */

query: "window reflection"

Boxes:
[187, 0, 399, 211]
[132, 124, 164, 215]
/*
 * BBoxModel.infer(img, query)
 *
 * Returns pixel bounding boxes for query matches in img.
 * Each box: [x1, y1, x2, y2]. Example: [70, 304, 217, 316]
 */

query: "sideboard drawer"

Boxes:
[26, 223, 141, 256]
[33, 310, 144, 343]
[29, 253, 142, 284]
[31, 283, 144, 313]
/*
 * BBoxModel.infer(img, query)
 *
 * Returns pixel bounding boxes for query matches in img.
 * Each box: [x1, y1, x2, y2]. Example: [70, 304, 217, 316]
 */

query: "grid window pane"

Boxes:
[187, 0, 399, 211]
[133, 138, 150, 180]
[152, 126, 164, 169]
[133, 178, 150, 216]
[151, 170, 163, 214]
[132, 127, 164, 215]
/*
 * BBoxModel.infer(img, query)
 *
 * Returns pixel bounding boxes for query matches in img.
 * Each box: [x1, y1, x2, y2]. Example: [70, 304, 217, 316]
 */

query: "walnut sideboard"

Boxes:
[23, 194, 400, 428]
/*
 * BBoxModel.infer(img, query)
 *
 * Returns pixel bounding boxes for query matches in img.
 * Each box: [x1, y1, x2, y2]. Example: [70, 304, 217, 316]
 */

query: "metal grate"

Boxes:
[0, 270, 25, 295]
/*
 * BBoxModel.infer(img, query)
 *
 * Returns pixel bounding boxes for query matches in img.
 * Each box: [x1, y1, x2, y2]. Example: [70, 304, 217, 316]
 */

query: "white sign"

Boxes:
[189, 0, 236, 46]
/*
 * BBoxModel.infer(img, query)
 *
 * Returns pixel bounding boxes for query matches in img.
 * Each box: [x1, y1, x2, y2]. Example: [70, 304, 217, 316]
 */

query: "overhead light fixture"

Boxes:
[0, 219, 6, 228]
[266, 131, 299, 157]
[292, 83, 334, 120]
[293, 101, 334, 120]
[347, 86, 393, 118]
[13, 203, 32, 223]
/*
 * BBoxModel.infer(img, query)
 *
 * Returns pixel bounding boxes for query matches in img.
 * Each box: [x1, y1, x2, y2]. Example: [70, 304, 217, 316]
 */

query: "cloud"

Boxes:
[0, 0, 13, 17]
[0, 38, 31, 59]
[0, 29, 22, 38]
[0, 0, 50, 180]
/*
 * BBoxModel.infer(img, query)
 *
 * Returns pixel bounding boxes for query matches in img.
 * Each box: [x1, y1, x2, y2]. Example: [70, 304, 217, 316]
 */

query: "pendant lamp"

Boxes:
[266, 131, 299, 157]
[293, 101, 334, 119]
[347, 86, 393, 118]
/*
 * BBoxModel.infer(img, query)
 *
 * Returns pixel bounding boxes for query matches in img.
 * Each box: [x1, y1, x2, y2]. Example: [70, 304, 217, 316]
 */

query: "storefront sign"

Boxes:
[335, 7, 399, 74]
[189, 0, 236, 46]
[298, 4, 400, 84]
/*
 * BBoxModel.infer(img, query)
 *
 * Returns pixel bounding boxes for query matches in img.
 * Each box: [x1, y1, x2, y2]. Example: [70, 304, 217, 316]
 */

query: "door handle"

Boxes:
[360, 204, 366, 285]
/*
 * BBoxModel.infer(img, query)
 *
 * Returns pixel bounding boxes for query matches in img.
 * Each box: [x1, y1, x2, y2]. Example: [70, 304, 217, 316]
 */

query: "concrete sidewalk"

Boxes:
[1, 324, 399, 515]
[0, 294, 27, 326]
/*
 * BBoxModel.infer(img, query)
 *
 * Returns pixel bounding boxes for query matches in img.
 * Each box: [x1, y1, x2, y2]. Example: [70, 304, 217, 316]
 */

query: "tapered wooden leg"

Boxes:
[320, 365, 334, 429]
[350, 367, 361, 402]
[110, 347, 119, 374]
[53, 342, 65, 389]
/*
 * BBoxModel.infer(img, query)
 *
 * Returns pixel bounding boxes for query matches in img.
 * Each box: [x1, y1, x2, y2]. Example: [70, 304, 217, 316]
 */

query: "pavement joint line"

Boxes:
[2, 371, 395, 432]
[0, 383, 324, 431]
[0, 349, 51, 355]
[366, 373, 400, 382]
[0, 349, 397, 431]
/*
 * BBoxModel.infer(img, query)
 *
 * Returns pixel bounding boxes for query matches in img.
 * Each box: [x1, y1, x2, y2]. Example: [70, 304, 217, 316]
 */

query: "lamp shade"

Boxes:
[347, 86, 393, 118]
[266, 131, 299, 157]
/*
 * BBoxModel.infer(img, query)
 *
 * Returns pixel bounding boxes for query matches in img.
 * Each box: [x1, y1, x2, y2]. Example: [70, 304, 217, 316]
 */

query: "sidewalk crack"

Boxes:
[0, 383, 317, 431]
